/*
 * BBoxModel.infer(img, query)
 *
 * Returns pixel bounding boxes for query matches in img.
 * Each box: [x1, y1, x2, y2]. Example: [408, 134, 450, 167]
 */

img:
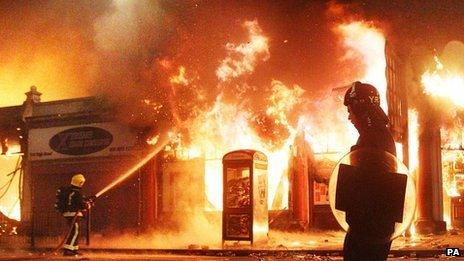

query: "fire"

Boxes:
[422, 52, 464, 228]
[336, 21, 388, 113]
[0, 148, 22, 221]
[305, 21, 388, 155]
[186, 87, 303, 210]
[266, 81, 304, 128]
[146, 134, 160, 146]
[216, 20, 270, 82]
[442, 127, 464, 150]
[408, 109, 419, 174]
[170, 66, 189, 86]
[422, 55, 464, 107]
[442, 151, 463, 198]
[407, 109, 419, 234]
[160, 20, 302, 211]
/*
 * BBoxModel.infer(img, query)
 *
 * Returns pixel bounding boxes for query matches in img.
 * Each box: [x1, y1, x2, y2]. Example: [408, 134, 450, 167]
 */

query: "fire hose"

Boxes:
[52, 213, 79, 254]
[51, 133, 170, 255]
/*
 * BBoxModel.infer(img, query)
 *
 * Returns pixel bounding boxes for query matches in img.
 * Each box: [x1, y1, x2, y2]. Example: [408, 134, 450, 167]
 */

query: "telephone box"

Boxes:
[222, 150, 268, 244]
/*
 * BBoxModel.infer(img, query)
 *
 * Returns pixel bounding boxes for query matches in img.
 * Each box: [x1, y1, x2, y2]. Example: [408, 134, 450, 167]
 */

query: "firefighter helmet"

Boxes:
[343, 81, 381, 108]
[71, 174, 86, 187]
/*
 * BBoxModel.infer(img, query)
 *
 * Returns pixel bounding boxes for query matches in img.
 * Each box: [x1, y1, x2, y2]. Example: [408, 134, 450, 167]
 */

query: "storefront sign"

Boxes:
[29, 123, 138, 160]
[49, 127, 113, 155]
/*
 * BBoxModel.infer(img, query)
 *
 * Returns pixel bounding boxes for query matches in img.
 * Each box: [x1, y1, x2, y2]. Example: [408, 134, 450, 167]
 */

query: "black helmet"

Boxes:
[343, 81, 380, 108]
[344, 81, 389, 129]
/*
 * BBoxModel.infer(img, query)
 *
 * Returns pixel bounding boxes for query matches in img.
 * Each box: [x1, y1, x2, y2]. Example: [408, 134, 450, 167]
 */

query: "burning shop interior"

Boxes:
[0, 0, 464, 250]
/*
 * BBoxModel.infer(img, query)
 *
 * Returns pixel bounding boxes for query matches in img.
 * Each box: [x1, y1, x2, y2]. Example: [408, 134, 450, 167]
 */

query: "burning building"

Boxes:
[2, 1, 464, 250]
[0, 87, 161, 245]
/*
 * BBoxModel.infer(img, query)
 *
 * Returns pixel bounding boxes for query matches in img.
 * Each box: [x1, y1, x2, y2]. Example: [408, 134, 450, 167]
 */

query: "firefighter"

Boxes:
[55, 173, 89, 256]
[342, 81, 397, 261]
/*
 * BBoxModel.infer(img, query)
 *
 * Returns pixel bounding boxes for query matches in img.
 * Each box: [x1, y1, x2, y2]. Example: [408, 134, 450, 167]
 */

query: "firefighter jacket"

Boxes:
[58, 185, 87, 217]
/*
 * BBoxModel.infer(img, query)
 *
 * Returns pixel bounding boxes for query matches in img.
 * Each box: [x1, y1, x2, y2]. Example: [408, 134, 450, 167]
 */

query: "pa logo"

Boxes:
[446, 248, 461, 256]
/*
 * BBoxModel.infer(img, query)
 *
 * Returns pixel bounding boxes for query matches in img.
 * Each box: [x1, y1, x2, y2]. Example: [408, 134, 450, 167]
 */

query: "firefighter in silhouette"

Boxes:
[55, 174, 91, 256]
[342, 81, 397, 261]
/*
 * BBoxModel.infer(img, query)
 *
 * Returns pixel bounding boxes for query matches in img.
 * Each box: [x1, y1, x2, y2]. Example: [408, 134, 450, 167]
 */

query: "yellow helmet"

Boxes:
[71, 174, 86, 187]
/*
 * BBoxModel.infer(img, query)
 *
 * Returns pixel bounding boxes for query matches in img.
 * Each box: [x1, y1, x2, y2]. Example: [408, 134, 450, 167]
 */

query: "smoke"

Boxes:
[3, 0, 464, 234]
[0, 1, 106, 105]
[0, 1, 400, 132]
[441, 41, 464, 76]
[94, 1, 163, 53]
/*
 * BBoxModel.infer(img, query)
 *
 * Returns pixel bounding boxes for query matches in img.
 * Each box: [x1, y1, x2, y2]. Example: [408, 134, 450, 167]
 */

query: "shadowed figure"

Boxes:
[341, 82, 399, 261]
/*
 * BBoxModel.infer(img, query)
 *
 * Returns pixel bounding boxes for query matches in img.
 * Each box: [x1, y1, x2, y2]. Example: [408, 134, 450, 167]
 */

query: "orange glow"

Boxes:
[0, 55, 91, 107]
[175, 80, 304, 210]
[408, 109, 419, 174]
[395, 142, 404, 163]
[409, 223, 416, 238]
[407, 109, 419, 235]
[422, 52, 464, 229]
[216, 20, 270, 82]
[146, 135, 160, 146]
[444, 212, 451, 229]
[421, 53, 464, 201]
[422, 55, 464, 107]
[170, 66, 189, 86]
[163, 20, 300, 211]
[304, 21, 387, 155]
[199, 96, 301, 210]
[337, 21, 388, 113]
[0, 150, 22, 221]
[442, 151, 463, 198]
[96, 134, 171, 198]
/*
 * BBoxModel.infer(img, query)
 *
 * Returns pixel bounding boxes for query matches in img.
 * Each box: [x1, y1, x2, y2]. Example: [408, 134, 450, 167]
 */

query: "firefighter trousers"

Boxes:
[63, 217, 81, 252]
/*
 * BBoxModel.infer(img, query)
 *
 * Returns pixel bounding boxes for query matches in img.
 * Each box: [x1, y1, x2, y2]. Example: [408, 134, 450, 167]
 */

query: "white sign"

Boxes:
[29, 122, 139, 161]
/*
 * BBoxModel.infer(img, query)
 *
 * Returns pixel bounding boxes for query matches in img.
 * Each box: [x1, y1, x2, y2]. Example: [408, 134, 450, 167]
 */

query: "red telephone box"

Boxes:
[222, 150, 268, 244]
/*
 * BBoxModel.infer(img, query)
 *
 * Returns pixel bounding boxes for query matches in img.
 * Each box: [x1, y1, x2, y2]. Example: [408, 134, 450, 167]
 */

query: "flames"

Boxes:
[408, 110, 419, 175]
[158, 20, 304, 211]
[422, 55, 464, 107]
[170, 85, 303, 210]
[216, 20, 270, 82]
[305, 21, 388, 155]
[0, 5, 412, 226]
[421, 54, 464, 196]
[336, 21, 388, 113]
[0, 145, 22, 221]
[170, 66, 190, 86]
[161, 18, 393, 214]
[421, 46, 464, 228]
